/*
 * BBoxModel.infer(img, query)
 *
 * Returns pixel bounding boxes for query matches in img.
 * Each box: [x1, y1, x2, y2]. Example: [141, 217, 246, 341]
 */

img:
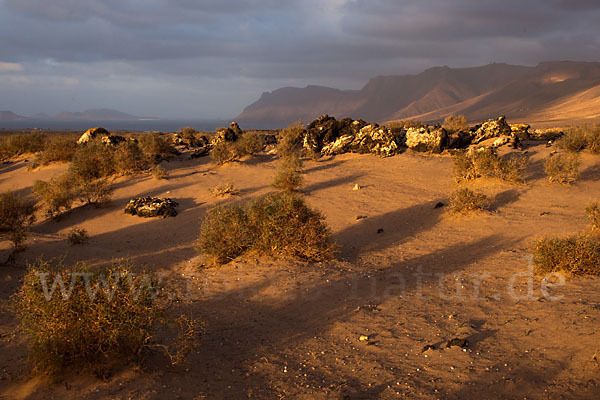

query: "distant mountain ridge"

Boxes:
[236, 61, 600, 127]
[0, 108, 154, 121]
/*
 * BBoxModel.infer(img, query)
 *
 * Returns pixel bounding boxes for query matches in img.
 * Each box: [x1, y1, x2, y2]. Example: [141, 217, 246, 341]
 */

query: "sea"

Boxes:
[0, 119, 281, 133]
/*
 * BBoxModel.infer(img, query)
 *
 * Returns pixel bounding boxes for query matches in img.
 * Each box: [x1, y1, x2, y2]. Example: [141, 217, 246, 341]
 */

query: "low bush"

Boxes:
[151, 164, 168, 180]
[273, 153, 303, 192]
[452, 148, 527, 183]
[532, 234, 600, 275]
[448, 188, 488, 214]
[70, 140, 116, 180]
[0, 132, 46, 161]
[138, 132, 175, 163]
[277, 123, 305, 159]
[197, 192, 334, 265]
[13, 259, 199, 374]
[113, 140, 149, 175]
[33, 175, 76, 217]
[31, 137, 77, 167]
[388, 119, 426, 130]
[0, 191, 36, 251]
[67, 227, 89, 245]
[586, 125, 600, 154]
[210, 132, 264, 165]
[210, 183, 240, 197]
[586, 202, 600, 232]
[544, 152, 580, 184]
[443, 114, 469, 134]
[556, 126, 588, 152]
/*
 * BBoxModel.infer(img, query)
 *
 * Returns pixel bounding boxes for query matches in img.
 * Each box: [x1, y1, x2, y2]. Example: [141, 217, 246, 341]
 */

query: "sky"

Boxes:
[1, 0, 599, 119]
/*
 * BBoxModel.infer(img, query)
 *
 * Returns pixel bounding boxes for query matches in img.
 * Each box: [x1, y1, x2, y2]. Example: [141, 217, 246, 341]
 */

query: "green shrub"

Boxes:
[443, 114, 469, 134]
[67, 227, 89, 245]
[31, 137, 77, 167]
[74, 176, 113, 206]
[586, 202, 600, 232]
[448, 188, 488, 214]
[210, 132, 264, 165]
[556, 127, 589, 152]
[0, 191, 36, 251]
[452, 148, 527, 183]
[544, 152, 580, 184]
[13, 260, 163, 374]
[273, 153, 303, 192]
[532, 234, 600, 275]
[277, 123, 305, 159]
[139, 132, 175, 162]
[209, 140, 236, 165]
[197, 192, 334, 265]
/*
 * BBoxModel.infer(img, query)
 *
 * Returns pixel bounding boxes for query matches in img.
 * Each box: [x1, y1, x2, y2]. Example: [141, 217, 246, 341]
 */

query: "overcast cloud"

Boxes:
[1, 0, 599, 118]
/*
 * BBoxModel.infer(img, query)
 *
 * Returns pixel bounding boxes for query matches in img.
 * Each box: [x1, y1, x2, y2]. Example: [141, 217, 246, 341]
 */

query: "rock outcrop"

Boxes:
[77, 127, 110, 144]
[213, 122, 242, 145]
[124, 197, 178, 218]
[101, 135, 126, 146]
[405, 127, 448, 154]
[510, 124, 530, 140]
[303, 115, 403, 157]
[472, 116, 512, 144]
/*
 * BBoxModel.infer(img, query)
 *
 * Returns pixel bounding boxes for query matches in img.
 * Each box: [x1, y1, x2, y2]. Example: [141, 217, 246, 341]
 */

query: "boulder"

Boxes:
[124, 197, 178, 218]
[510, 124, 530, 140]
[77, 127, 110, 144]
[405, 127, 448, 153]
[213, 121, 242, 145]
[472, 116, 512, 144]
[101, 135, 126, 146]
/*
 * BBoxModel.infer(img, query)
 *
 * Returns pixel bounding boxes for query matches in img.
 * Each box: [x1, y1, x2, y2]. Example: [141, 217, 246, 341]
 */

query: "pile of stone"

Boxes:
[405, 126, 447, 154]
[124, 197, 178, 218]
[212, 122, 242, 146]
[303, 115, 404, 157]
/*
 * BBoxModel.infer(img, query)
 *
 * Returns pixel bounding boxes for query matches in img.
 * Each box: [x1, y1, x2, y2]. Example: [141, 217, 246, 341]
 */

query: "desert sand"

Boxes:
[1, 142, 600, 399]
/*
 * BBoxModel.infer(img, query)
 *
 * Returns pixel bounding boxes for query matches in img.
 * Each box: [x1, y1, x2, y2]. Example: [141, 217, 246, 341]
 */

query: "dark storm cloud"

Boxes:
[0, 0, 599, 118]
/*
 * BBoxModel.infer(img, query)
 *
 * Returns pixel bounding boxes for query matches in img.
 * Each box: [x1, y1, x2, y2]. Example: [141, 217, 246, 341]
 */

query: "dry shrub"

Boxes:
[210, 183, 240, 197]
[67, 227, 89, 245]
[13, 259, 200, 375]
[0, 132, 46, 161]
[388, 119, 426, 130]
[151, 164, 168, 180]
[544, 152, 580, 184]
[453, 148, 527, 183]
[114, 140, 149, 175]
[448, 188, 488, 214]
[586, 202, 600, 232]
[210, 132, 264, 165]
[273, 153, 303, 192]
[70, 140, 116, 180]
[532, 234, 600, 275]
[32, 137, 77, 167]
[197, 192, 334, 265]
[139, 132, 176, 163]
[556, 126, 590, 152]
[277, 123, 305, 159]
[443, 114, 469, 134]
[0, 191, 36, 251]
[586, 125, 600, 154]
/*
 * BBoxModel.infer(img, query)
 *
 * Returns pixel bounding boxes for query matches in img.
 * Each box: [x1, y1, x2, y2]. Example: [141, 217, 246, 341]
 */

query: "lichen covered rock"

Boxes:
[405, 127, 448, 154]
[77, 127, 110, 144]
[124, 197, 178, 218]
[472, 116, 512, 144]
[510, 124, 530, 140]
[101, 135, 126, 146]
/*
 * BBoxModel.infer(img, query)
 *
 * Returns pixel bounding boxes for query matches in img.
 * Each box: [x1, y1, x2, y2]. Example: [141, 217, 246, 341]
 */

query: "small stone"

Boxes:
[359, 335, 369, 342]
[353, 184, 360, 191]
[377, 228, 384, 234]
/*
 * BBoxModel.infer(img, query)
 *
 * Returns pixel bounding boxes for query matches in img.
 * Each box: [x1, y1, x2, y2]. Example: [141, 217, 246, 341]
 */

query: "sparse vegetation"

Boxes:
[555, 124, 600, 153]
[31, 137, 77, 168]
[210, 132, 264, 165]
[273, 153, 303, 192]
[586, 202, 600, 232]
[388, 119, 426, 130]
[277, 123, 305, 159]
[67, 227, 89, 245]
[139, 132, 176, 163]
[33, 175, 76, 217]
[197, 192, 334, 265]
[151, 164, 168, 180]
[448, 188, 488, 214]
[544, 152, 580, 184]
[0, 132, 46, 161]
[443, 114, 469, 134]
[0, 191, 36, 252]
[532, 234, 600, 275]
[13, 259, 201, 375]
[210, 183, 240, 197]
[452, 148, 527, 183]
[113, 140, 150, 175]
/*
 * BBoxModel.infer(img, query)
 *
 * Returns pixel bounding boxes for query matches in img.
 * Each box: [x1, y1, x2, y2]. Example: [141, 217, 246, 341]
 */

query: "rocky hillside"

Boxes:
[236, 61, 600, 127]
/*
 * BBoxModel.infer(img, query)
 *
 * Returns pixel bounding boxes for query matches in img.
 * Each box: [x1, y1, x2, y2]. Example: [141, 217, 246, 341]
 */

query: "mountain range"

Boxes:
[0, 109, 152, 121]
[236, 61, 600, 127]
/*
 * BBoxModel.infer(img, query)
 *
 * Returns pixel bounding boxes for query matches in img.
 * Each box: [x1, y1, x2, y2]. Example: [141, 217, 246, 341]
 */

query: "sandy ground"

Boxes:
[1, 142, 600, 399]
